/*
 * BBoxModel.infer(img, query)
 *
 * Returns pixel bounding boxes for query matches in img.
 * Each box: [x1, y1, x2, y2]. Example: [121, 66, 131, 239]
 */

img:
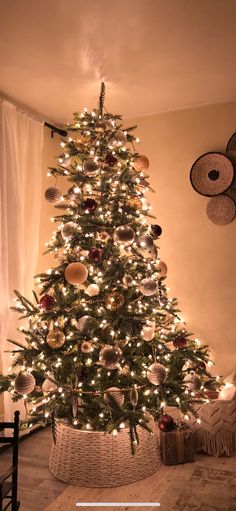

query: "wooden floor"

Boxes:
[0, 427, 236, 511]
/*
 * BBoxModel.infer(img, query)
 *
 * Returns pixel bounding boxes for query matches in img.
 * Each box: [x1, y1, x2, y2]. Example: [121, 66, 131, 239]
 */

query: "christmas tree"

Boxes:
[0, 84, 219, 452]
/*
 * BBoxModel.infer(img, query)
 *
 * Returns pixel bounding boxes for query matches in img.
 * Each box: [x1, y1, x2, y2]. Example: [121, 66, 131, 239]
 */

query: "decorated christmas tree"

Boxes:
[0, 84, 219, 452]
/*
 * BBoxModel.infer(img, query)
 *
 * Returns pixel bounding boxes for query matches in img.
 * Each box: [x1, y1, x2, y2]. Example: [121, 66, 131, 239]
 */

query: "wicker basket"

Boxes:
[49, 419, 161, 487]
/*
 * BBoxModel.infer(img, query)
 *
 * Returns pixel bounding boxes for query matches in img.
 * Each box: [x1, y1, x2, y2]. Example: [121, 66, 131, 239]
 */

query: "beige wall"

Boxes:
[39, 102, 236, 378]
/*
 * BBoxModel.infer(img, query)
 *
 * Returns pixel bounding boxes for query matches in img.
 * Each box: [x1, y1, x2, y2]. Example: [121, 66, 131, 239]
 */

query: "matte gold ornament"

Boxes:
[113, 226, 135, 246]
[65, 262, 88, 285]
[81, 341, 93, 353]
[157, 261, 168, 277]
[45, 187, 62, 203]
[141, 324, 155, 341]
[139, 278, 158, 296]
[61, 222, 78, 240]
[130, 385, 139, 407]
[14, 372, 36, 395]
[137, 234, 154, 251]
[114, 130, 126, 145]
[42, 378, 57, 393]
[133, 155, 149, 171]
[103, 387, 124, 406]
[126, 196, 142, 209]
[99, 345, 122, 369]
[105, 291, 124, 311]
[185, 374, 201, 391]
[147, 363, 167, 385]
[97, 231, 110, 243]
[46, 329, 65, 349]
[83, 158, 100, 177]
[122, 274, 133, 287]
[85, 284, 100, 297]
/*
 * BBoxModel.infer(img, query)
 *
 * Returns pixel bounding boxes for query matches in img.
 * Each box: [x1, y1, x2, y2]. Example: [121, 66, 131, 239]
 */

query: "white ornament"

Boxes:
[85, 284, 100, 297]
[141, 325, 155, 341]
[218, 384, 236, 401]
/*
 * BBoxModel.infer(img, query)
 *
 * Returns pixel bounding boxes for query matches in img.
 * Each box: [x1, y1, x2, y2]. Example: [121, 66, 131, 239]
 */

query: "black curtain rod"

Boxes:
[44, 121, 67, 138]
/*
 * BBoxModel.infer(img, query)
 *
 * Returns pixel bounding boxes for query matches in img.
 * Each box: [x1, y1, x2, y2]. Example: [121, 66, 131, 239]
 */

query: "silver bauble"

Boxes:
[61, 222, 78, 240]
[45, 187, 62, 203]
[83, 158, 100, 176]
[185, 374, 201, 391]
[14, 372, 36, 395]
[114, 226, 135, 246]
[99, 345, 122, 369]
[137, 234, 154, 251]
[139, 278, 158, 296]
[68, 186, 81, 200]
[147, 363, 167, 385]
[77, 315, 97, 335]
[103, 387, 124, 406]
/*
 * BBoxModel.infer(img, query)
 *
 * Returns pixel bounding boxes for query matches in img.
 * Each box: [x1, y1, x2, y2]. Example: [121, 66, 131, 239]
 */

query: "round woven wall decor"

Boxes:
[190, 152, 234, 196]
[226, 132, 236, 155]
[206, 195, 235, 225]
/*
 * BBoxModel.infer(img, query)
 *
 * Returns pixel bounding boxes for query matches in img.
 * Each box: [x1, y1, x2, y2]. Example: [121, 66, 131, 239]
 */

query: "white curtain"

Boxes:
[0, 99, 43, 420]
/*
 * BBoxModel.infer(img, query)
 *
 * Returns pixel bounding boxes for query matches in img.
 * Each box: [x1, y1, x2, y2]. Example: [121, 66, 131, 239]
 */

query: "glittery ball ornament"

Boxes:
[147, 363, 167, 385]
[88, 247, 103, 264]
[151, 224, 162, 238]
[185, 374, 201, 391]
[105, 291, 124, 311]
[82, 198, 98, 212]
[158, 414, 175, 432]
[46, 329, 65, 349]
[103, 387, 124, 406]
[97, 231, 110, 243]
[173, 336, 187, 349]
[133, 155, 149, 172]
[139, 278, 158, 296]
[105, 154, 118, 167]
[77, 315, 97, 335]
[99, 345, 122, 369]
[65, 262, 88, 285]
[114, 130, 126, 145]
[42, 378, 57, 393]
[81, 341, 93, 353]
[68, 186, 81, 200]
[126, 196, 142, 209]
[45, 187, 62, 203]
[122, 274, 133, 287]
[114, 226, 135, 246]
[39, 294, 55, 310]
[14, 372, 36, 395]
[157, 260, 168, 277]
[83, 158, 100, 177]
[85, 284, 100, 297]
[141, 324, 155, 341]
[61, 222, 78, 240]
[137, 234, 154, 251]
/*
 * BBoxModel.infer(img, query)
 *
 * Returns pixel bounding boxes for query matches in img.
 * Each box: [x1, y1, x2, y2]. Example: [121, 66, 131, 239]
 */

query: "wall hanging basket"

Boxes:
[206, 194, 236, 224]
[190, 151, 234, 196]
[49, 418, 161, 487]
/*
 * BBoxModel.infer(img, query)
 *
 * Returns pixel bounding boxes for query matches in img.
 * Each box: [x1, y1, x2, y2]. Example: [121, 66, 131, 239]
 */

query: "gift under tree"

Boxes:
[0, 83, 219, 454]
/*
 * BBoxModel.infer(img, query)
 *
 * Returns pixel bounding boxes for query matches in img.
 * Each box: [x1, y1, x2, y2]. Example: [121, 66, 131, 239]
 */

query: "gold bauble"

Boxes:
[81, 341, 93, 353]
[65, 262, 88, 285]
[97, 231, 110, 243]
[147, 363, 167, 385]
[157, 261, 168, 277]
[99, 345, 122, 369]
[133, 155, 149, 172]
[105, 291, 124, 311]
[103, 387, 124, 406]
[126, 196, 142, 209]
[47, 329, 65, 349]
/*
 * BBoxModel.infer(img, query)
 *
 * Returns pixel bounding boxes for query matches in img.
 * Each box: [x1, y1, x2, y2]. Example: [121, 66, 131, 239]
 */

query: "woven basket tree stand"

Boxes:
[49, 419, 161, 487]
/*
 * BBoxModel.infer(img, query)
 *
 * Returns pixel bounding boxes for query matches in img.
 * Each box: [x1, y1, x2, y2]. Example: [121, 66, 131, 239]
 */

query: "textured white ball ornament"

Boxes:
[147, 363, 167, 385]
[42, 378, 57, 393]
[65, 262, 88, 285]
[45, 187, 62, 203]
[185, 374, 201, 391]
[139, 278, 158, 296]
[85, 284, 100, 297]
[103, 387, 125, 406]
[14, 372, 36, 395]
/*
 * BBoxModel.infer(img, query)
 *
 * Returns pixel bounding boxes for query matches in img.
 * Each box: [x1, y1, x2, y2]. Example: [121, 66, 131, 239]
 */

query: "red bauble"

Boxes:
[173, 336, 187, 349]
[105, 154, 118, 167]
[88, 247, 103, 264]
[82, 198, 98, 212]
[151, 224, 162, 238]
[158, 414, 175, 432]
[39, 294, 55, 310]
